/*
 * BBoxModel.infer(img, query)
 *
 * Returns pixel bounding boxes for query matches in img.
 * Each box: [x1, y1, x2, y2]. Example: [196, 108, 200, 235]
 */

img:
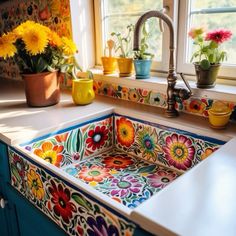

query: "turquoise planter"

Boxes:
[134, 59, 152, 79]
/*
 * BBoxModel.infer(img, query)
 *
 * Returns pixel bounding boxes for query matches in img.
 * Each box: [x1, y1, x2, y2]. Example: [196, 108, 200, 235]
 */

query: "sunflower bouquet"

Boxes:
[0, 20, 81, 75]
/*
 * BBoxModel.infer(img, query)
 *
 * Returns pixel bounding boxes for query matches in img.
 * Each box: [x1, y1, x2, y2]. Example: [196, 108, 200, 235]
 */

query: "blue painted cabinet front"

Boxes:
[0, 141, 66, 236]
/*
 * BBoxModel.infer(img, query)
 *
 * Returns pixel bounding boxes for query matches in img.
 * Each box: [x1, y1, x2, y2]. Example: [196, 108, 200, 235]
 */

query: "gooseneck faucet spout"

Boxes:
[133, 10, 192, 117]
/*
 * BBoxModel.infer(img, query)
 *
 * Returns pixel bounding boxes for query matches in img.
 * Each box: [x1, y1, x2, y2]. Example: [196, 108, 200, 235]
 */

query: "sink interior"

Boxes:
[63, 148, 180, 209]
[20, 112, 225, 209]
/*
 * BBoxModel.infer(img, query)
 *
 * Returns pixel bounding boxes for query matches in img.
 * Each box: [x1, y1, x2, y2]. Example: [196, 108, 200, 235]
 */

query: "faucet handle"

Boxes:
[179, 73, 193, 96]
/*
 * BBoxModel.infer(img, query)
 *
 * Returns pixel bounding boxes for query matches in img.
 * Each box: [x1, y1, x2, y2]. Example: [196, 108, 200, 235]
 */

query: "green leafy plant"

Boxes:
[188, 27, 232, 69]
[111, 24, 134, 58]
[133, 22, 154, 60]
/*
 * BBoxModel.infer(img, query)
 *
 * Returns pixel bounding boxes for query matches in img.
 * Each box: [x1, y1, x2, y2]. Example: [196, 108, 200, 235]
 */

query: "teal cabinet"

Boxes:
[0, 141, 66, 236]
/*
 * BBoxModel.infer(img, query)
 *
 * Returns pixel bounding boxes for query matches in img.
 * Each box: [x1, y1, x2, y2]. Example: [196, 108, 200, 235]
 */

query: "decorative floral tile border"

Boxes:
[8, 147, 136, 235]
[114, 114, 225, 172]
[64, 149, 180, 209]
[93, 80, 236, 120]
[0, 0, 72, 80]
[22, 115, 113, 168]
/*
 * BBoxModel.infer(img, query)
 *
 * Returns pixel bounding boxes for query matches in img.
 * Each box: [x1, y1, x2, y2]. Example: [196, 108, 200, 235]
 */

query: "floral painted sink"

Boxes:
[8, 112, 225, 235]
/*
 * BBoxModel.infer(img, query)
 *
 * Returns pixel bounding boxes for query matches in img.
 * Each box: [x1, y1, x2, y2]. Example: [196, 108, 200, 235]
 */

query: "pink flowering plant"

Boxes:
[188, 27, 232, 69]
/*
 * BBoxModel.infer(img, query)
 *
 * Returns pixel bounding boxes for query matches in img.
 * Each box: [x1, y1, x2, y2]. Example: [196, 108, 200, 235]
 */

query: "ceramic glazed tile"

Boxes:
[0, 0, 72, 80]
[22, 115, 113, 168]
[63, 149, 180, 209]
[93, 80, 167, 108]
[114, 114, 225, 172]
[93, 80, 236, 120]
[8, 147, 136, 235]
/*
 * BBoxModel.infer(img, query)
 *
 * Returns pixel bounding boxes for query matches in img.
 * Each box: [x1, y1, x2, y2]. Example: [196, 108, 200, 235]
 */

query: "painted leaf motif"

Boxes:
[11, 164, 21, 182]
[71, 193, 91, 211]
[137, 164, 156, 174]
[66, 130, 82, 154]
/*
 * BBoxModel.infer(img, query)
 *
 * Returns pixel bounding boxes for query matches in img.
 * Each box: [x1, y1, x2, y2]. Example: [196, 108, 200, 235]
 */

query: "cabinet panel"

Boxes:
[8, 186, 66, 236]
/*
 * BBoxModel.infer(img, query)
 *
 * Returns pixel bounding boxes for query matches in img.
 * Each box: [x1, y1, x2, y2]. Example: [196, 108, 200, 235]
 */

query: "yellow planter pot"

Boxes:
[72, 79, 95, 105]
[101, 57, 117, 75]
[117, 58, 133, 77]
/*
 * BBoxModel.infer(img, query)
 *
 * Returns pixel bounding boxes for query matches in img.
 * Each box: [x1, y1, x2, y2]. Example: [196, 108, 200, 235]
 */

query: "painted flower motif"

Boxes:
[205, 29, 232, 44]
[33, 141, 64, 167]
[12, 153, 26, 179]
[110, 174, 142, 198]
[136, 127, 163, 161]
[163, 134, 195, 171]
[187, 99, 206, 114]
[116, 117, 135, 147]
[149, 92, 166, 107]
[48, 180, 76, 224]
[27, 169, 45, 200]
[128, 89, 140, 102]
[87, 216, 119, 236]
[147, 170, 177, 189]
[78, 166, 112, 183]
[121, 87, 129, 100]
[102, 84, 115, 96]
[93, 81, 100, 94]
[201, 147, 218, 160]
[102, 155, 134, 169]
[86, 125, 109, 150]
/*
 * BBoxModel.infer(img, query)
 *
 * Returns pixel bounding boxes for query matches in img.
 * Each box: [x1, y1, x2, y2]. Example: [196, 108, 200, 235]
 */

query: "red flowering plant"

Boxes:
[188, 27, 232, 69]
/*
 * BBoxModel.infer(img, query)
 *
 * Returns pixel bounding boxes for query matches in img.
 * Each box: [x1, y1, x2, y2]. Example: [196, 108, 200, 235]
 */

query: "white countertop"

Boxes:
[1, 79, 236, 236]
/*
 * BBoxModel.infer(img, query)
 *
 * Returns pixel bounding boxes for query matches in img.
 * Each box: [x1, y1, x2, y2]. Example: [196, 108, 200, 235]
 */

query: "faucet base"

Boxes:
[165, 109, 179, 118]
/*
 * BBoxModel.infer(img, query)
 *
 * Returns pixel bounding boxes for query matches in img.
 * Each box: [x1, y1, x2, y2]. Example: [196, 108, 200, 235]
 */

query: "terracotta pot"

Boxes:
[101, 57, 117, 75]
[22, 71, 60, 107]
[194, 63, 220, 88]
[117, 57, 133, 77]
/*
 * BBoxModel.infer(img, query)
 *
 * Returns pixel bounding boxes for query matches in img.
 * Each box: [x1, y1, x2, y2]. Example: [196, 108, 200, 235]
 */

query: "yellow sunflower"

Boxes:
[27, 169, 45, 200]
[13, 20, 36, 37]
[0, 33, 17, 59]
[61, 36, 77, 55]
[48, 30, 62, 47]
[21, 25, 49, 55]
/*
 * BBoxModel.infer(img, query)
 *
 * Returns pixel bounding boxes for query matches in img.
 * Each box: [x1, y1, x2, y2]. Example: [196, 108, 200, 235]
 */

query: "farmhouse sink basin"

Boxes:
[8, 112, 225, 235]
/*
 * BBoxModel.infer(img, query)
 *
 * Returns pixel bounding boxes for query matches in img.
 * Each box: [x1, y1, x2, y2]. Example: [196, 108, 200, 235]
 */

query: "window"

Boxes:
[94, 0, 178, 72]
[94, 0, 236, 79]
[178, 0, 236, 78]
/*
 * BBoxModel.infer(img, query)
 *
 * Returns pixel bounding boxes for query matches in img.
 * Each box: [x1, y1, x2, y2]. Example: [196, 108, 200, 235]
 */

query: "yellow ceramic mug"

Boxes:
[72, 79, 95, 105]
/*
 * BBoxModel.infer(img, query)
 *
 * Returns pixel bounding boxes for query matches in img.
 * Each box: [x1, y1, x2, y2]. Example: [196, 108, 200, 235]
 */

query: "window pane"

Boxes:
[187, 1, 236, 65]
[191, 0, 236, 10]
[102, 0, 163, 61]
[105, 0, 162, 15]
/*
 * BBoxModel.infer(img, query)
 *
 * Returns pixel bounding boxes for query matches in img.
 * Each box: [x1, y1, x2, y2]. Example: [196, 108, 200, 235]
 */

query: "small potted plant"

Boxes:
[0, 20, 80, 107]
[101, 39, 117, 75]
[111, 24, 134, 77]
[133, 22, 154, 79]
[189, 27, 232, 88]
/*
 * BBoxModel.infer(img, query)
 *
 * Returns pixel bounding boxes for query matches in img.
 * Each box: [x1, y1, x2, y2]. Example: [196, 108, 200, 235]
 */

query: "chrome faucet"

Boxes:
[133, 10, 192, 117]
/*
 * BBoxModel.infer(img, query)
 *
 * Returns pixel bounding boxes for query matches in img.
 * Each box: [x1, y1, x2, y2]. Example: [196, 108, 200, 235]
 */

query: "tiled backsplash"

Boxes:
[94, 79, 236, 120]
